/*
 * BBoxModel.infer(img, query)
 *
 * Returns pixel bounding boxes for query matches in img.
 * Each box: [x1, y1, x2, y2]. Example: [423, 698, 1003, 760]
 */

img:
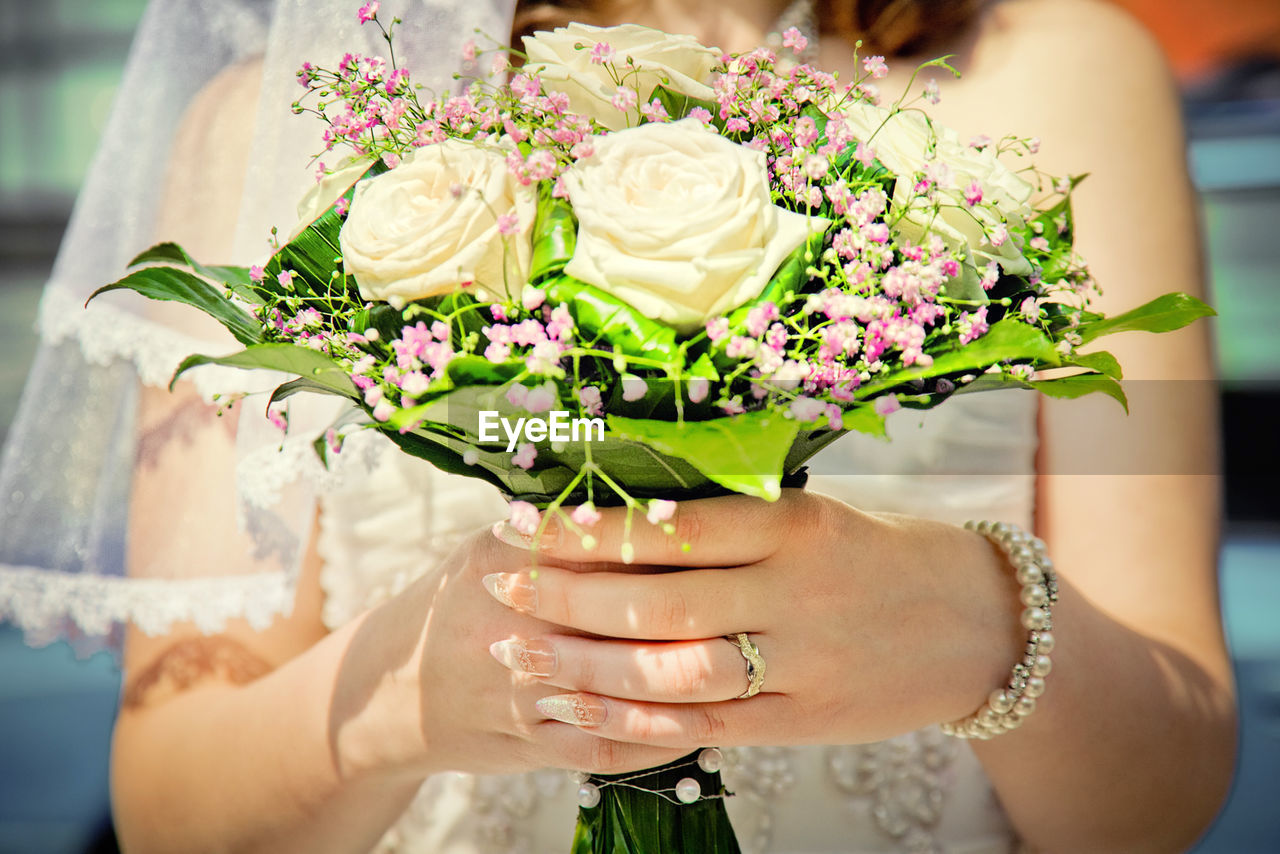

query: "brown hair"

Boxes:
[511, 0, 980, 57]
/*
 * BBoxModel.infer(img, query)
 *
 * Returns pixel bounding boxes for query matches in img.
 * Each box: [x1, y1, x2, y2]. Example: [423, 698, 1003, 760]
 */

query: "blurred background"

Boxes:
[0, 0, 1277, 851]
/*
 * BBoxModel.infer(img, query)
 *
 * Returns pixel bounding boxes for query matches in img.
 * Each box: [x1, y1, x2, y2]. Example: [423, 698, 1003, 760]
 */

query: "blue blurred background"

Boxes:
[0, 1, 1278, 851]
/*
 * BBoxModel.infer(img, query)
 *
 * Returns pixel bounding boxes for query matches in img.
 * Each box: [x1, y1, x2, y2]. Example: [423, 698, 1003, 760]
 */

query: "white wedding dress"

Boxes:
[0, 1, 1036, 851]
[316, 389, 1037, 854]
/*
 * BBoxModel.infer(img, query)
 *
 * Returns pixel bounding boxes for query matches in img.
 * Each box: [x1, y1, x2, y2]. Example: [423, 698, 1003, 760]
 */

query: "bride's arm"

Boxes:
[973, 2, 1233, 849]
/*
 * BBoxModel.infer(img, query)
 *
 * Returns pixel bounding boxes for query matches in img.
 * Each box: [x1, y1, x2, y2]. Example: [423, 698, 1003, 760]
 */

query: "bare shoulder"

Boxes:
[158, 56, 264, 259]
[971, 0, 1175, 109]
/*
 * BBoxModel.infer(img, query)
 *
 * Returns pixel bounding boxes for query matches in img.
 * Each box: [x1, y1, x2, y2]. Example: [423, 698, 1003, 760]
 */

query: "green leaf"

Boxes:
[171, 343, 358, 396]
[543, 275, 680, 362]
[1075, 292, 1215, 344]
[606, 410, 802, 501]
[1033, 373, 1128, 410]
[89, 266, 263, 347]
[954, 370, 1128, 411]
[1066, 349, 1122, 380]
[859, 318, 1060, 397]
[648, 84, 718, 122]
[128, 242, 261, 303]
[263, 160, 388, 303]
[269, 376, 359, 407]
[725, 229, 827, 328]
[529, 193, 577, 282]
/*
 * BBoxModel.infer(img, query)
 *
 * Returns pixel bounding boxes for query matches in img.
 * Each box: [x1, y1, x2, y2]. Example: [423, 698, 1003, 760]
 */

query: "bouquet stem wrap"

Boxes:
[571, 750, 741, 854]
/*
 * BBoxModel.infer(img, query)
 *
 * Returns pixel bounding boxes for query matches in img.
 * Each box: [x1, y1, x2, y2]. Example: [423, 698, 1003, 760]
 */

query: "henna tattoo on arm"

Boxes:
[122, 635, 271, 709]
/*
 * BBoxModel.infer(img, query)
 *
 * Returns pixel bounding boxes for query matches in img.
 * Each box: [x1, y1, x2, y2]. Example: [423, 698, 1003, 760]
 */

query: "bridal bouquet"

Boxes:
[94, 6, 1211, 852]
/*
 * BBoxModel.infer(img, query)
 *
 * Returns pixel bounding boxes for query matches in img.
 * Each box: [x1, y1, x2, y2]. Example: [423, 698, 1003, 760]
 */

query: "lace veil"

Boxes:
[0, 0, 516, 655]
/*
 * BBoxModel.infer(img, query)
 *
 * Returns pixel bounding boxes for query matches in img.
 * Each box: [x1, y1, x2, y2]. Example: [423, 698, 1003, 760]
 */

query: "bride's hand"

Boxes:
[480, 491, 1025, 748]
[332, 527, 687, 782]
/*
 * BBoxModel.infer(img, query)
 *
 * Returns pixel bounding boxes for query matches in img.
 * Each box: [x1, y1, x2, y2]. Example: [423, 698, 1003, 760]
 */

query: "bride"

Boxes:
[1, 0, 1233, 851]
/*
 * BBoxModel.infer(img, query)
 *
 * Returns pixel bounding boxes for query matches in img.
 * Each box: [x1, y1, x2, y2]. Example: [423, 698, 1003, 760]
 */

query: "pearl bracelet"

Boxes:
[941, 520, 1059, 740]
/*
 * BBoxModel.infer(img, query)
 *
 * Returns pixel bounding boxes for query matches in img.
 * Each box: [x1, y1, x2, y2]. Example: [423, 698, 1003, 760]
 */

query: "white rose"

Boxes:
[844, 103, 1034, 274]
[339, 140, 535, 307]
[289, 156, 373, 239]
[523, 23, 719, 131]
[564, 119, 828, 333]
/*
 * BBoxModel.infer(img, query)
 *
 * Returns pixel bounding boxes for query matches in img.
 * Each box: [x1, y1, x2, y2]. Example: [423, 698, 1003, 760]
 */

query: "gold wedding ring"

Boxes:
[726, 633, 766, 699]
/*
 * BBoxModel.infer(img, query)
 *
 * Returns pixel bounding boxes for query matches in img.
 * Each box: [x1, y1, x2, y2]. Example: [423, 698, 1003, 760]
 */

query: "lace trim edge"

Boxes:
[0, 564, 294, 641]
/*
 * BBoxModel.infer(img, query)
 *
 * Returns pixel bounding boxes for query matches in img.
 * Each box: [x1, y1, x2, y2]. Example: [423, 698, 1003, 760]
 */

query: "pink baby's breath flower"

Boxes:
[689, 107, 712, 124]
[621, 375, 648, 402]
[789, 396, 825, 422]
[522, 287, 545, 311]
[640, 99, 670, 122]
[793, 116, 818, 148]
[874, 395, 901, 416]
[1020, 297, 1040, 322]
[333, 197, 349, 217]
[1028, 136, 1042, 154]
[725, 117, 751, 133]
[590, 42, 615, 65]
[781, 27, 808, 54]
[571, 502, 602, 528]
[524, 382, 557, 414]
[372, 398, 395, 422]
[862, 55, 888, 79]
[326, 428, 343, 455]
[277, 270, 294, 289]
[957, 306, 990, 345]
[964, 179, 983, 207]
[508, 500, 541, 536]
[512, 442, 537, 470]
[923, 78, 941, 105]
[249, 265, 265, 282]
[357, 1, 379, 24]
[969, 134, 993, 150]
[497, 212, 520, 235]
[1030, 236, 1050, 252]
[804, 154, 828, 179]
[988, 222, 1009, 248]
[461, 39, 477, 63]
[505, 383, 528, 409]
[611, 85, 637, 112]
[267, 404, 288, 433]
[825, 403, 844, 431]
[577, 385, 603, 416]
[646, 499, 677, 525]
[706, 317, 730, 343]
[687, 376, 710, 404]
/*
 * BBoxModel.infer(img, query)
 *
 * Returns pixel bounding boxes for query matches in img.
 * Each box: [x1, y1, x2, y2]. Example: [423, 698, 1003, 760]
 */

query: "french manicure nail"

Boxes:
[536, 693, 607, 727]
[481, 573, 537, 613]
[491, 516, 561, 550]
[489, 638, 558, 677]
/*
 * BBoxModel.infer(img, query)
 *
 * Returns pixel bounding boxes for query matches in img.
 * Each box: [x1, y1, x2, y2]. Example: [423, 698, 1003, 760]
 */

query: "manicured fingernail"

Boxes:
[536, 693, 607, 727]
[491, 516, 561, 550]
[489, 638, 558, 677]
[481, 573, 537, 613]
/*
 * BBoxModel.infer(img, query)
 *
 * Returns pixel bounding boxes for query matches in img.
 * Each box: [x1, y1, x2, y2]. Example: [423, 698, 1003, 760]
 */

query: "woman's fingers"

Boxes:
[481, 564, 760, 639]
[531, 691, 803, 750]
[532, 724, 690, 776]
[490, 634, 777, 703]
[496, 491, 820, 568]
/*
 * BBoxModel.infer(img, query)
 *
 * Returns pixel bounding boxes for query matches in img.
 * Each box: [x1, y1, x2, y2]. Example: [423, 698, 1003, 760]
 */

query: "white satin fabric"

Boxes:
[317, 389, 1037, 854]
